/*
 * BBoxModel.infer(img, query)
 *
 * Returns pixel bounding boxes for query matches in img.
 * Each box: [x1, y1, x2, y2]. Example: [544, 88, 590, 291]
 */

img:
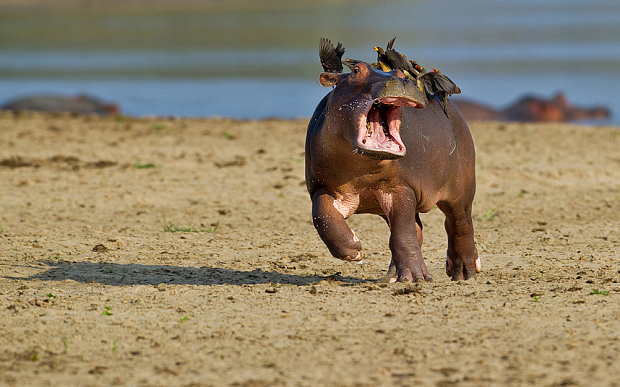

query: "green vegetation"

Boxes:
[133, 161, 156, 169]
[476, 208, 498, 222]
[102, 306, 113, 316]
[112, 340, 118, 351]
[590, 289, 609, 296]
[151, 123, 165, 131]
[163, 220, 219, 233]
[180, 315, 189, 323]
[46, 293, 55, 298]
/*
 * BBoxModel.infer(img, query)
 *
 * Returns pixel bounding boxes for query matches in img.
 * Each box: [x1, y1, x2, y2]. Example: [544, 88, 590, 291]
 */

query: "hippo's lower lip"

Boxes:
[355, 97, 418, 160]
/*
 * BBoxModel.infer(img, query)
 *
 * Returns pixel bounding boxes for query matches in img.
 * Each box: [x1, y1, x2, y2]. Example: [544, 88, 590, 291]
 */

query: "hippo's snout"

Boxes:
[371, 77, 425, 108]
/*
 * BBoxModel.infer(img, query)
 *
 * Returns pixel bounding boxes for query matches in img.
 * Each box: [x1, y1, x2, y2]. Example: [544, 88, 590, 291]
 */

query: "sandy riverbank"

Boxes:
[1, 113, 619, 386]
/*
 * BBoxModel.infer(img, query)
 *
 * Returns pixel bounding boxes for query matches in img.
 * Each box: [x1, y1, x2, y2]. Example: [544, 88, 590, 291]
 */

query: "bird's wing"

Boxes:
[433, 73, 461, 95]
[319, 38, 344, 73]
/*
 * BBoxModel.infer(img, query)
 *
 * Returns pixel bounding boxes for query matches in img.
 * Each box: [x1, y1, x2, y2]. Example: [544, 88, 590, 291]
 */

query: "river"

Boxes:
[1, 0, 618, 124]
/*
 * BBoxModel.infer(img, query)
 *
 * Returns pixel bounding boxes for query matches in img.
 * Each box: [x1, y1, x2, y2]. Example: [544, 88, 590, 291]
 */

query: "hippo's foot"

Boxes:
[439, 204, 479, 281]
[339, 250, 363, 262]
[329, 229, 362, 262]
[378, 259, 432, 283]
[312, 192, 363, 261]
[446, 255, 480, 281]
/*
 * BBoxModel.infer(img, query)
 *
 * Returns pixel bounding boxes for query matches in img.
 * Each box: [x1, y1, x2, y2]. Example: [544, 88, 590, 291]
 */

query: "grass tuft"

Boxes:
[133, 161, 156, 169]
[590, 289, 609, 296]
[476, 208, 499, 222]
[163, 218, 219, 233]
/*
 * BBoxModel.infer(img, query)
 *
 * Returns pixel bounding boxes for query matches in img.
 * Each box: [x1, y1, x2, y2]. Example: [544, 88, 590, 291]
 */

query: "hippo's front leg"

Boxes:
[384, 193, 432, 282]
[311, 190, 362, 261]
[380, 213, 424, 282]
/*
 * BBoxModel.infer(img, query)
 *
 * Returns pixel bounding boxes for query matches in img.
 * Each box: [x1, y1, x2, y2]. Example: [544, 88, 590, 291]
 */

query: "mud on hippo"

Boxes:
[305, 61, 480, 282]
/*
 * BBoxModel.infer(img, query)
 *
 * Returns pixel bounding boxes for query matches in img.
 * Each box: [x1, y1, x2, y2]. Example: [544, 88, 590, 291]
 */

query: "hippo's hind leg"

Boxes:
[311, 190, 362, 261]
[437, 200, 480, 281]
[380, 213, 424, 282]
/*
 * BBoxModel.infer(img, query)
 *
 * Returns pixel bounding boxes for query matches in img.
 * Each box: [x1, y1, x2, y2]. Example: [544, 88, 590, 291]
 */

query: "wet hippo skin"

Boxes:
[305, 63, 479, 282]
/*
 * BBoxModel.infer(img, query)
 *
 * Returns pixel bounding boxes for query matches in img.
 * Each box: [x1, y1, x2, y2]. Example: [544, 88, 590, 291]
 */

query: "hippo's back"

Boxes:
[2, 95, 118, 116]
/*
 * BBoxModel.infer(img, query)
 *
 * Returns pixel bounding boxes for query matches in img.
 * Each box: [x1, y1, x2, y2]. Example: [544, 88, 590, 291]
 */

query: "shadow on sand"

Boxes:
[7, 260, 370, 287]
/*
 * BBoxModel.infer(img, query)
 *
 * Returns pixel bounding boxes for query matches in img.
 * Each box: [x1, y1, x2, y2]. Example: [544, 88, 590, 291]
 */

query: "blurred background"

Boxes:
[1, 0, 619, 123]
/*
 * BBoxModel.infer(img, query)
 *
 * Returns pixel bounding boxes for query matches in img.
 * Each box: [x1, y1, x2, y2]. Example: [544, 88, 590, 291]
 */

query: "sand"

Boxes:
[1, 112, 619, 386]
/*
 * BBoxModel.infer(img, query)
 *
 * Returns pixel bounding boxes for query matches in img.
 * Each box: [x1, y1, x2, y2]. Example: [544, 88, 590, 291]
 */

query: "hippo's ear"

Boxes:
[319, 72, 342, 87]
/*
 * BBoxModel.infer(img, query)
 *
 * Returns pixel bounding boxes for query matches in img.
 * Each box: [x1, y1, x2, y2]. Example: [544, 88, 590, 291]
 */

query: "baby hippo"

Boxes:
[305, 62, 479, 282]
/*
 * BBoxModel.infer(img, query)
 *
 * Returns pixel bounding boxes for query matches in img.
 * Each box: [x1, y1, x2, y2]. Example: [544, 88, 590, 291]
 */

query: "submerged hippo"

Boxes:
[453, 92, 611, 123]
[1, 94, 119, 116]
[306, 62, 480, 282]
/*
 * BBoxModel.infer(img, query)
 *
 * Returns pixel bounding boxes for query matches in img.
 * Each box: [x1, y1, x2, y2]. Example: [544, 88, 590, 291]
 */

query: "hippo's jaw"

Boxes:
[354, 97, 419, 160]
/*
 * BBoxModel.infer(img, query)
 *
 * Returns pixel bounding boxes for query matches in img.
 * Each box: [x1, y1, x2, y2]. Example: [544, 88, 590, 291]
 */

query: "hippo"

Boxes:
[453, 92, 610, 123]
[1, 94, 119, 116]
[306, 62, 479, 282]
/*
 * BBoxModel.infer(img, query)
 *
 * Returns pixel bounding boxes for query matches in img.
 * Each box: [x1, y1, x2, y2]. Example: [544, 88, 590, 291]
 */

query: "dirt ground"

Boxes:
[0, 111, 619, 387]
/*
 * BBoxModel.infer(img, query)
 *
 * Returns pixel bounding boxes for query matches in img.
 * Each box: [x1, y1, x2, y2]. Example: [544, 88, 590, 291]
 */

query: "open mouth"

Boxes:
[355, 97, 420, 160]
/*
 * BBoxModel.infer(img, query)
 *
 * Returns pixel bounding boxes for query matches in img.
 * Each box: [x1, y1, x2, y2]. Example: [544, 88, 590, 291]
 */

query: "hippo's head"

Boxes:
[319, 62, 425, 160]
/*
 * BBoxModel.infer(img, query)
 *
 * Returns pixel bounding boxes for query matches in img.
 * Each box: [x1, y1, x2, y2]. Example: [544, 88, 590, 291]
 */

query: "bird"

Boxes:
[383, 39, 419, 81]
[373, 37, 398, 72]
[373, 38, 439, 113]
[419, 68, 461, 116]
[319, 38, 345, 73]
[373, 47, 392, 72]
[342, 58, 380, 71]
[409, 60, 425, 76]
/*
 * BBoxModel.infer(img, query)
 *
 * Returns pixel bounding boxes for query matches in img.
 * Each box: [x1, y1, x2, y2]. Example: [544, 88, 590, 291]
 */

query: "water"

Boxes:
[1, 0, 619, 124]
[0, 77, 326, 119]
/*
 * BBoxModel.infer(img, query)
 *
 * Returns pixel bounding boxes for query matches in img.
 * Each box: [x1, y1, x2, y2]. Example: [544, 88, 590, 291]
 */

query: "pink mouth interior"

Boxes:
[356, 98, 419, 158]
